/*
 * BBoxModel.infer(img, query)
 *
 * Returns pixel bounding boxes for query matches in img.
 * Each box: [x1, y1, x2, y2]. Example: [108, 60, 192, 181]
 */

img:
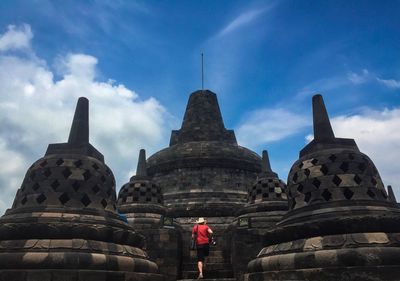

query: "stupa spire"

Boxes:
[136, 149, 147, 177]
[45, 97, 103, 161]
[68, 97, 89, 144]
[387, 185, 397, 203]
[261, 150, 272, 173]
[312, 94, 335, 141]
[169, 90, 237, 145]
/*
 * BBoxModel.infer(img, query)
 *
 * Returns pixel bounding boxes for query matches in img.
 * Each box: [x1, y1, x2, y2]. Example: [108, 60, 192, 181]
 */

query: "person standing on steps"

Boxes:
[192, 217, 213, 279]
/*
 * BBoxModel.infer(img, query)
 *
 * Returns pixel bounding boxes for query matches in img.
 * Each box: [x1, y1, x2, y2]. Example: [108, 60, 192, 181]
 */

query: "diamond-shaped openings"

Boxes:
[62, 168, 72, 179]
[329, 154, 337, 162]
[101, 198, 108, 208]
[332, 175, 342, 186]
[367, 189, 376, 198]
[340, 162, 349, 172]
[304, 169, 311, 177]
[297, 184, 304, 193]
[320, 164, 329, 175]
[343, 188, 354, 200]
[43, 168, 52, 178]
[50, 180, 60, 191]
[311, 158, 318, 165]
[312, 178, 321, 189]
[36, 193, 47, 204]
[32, 183, 40, 191]
[74, 160, 83, 168]
[92, 163, 100, 170]
[56, 158, 64, 166]
[92, 184, 100, 193]
[321, 189, 332, 201]
[81, 194, 92, 207]
[354, 174, 362, 185]
[59, 192, 70, 205]
[358, 163, 366, 172]
[72, 181, 80, 192]
[83, 170, 92, 181]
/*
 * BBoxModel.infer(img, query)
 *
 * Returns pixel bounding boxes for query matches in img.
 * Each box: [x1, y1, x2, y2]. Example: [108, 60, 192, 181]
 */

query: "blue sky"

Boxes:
[0, 0, 399, 214]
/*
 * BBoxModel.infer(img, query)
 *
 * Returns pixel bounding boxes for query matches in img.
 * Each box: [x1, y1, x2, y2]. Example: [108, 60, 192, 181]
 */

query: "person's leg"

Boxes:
[197, 245, 205, 278]
[197, 261, 203, 278]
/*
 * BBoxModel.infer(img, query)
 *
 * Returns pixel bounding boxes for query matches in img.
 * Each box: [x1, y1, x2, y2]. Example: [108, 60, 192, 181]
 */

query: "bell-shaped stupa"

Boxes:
[118, 149, 165, 228]
[229, 150, 288, 280]
[0, 97, 162, 281]
[236, 150, 288, 228]
[246, 94, 400, 281]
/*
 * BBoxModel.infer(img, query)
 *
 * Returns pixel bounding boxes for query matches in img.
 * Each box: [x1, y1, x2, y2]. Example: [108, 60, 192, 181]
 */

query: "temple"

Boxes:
[0, 90, 399, 281]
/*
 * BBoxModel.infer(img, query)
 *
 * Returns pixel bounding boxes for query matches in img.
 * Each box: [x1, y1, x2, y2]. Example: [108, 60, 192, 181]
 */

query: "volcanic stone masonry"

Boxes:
[0, 89, 399, 281]
[0, 97, 162, 281]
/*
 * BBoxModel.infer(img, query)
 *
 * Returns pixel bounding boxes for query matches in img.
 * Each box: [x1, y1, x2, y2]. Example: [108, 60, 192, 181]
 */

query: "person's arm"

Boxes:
[207, 227, 213, 234]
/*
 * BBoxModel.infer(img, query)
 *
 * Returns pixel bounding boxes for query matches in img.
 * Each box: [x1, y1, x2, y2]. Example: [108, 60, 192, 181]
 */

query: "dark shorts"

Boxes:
[196, 243, 210, 262]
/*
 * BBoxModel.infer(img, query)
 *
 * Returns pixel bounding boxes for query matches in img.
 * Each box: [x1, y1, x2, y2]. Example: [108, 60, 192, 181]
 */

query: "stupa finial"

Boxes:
[68, 97, 89, 144]
[388, 185, 397, 203]
[136, 149, 147, 177]
[312, 94, 335, 142]
[262, 150, 272, 173]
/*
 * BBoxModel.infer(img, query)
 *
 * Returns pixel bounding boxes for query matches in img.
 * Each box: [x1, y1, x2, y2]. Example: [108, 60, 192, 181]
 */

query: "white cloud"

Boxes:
[328, 109, 400, 197]
[347, 69, 369, 84]
[218, 8, 268, 37]
[236, 108, 309, 147]
[0, 24, 33, 51]
[376, 77, 400, 89]
[0, 24, 170, 215]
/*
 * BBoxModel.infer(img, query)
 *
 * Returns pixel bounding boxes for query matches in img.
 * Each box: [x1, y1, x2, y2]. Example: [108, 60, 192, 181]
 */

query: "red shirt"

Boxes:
[192, 224, 210, 245]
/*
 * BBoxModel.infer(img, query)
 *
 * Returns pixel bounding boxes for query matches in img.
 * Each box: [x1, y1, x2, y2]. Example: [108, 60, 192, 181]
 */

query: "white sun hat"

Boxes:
[196, 217, 206, 224]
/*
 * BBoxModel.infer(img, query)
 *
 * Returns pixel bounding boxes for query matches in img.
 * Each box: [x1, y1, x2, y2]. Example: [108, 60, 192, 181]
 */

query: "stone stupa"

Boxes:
[246, 94, 400, 281]
[0, 97, 162, 281]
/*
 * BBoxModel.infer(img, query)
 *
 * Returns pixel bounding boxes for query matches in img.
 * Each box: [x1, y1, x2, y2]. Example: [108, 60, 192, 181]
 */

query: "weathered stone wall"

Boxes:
[138, 227, 183, 281]
[151, 167, 257, 213]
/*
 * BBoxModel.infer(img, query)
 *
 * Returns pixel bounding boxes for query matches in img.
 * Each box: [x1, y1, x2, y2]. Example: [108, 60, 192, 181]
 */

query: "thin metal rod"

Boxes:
[201, 53, 204, 91]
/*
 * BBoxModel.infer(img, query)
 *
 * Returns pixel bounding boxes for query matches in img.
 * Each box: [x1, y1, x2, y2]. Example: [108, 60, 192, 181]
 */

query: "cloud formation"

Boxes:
[218, 8, 267, 37]
[236, 108, 309, 147]
[0, 24, 33, 51]
[0, 24, 170, 215]
[348, 69, 400, 90]
[376, 78, 400, 89]
[347, 69, 369, 85]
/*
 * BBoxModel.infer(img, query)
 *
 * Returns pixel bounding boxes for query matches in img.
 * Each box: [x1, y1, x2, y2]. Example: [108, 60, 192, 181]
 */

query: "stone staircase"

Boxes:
[179, 248, 235, 281]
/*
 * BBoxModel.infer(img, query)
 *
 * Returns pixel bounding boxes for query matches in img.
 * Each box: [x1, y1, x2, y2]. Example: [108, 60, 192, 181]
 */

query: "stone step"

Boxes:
[189, 250, 224, 258]
[181, 270, 234, 279]
[182, 263, 232, 271]
[184, 256, 226, 264]
[178, 279, 236, 281]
